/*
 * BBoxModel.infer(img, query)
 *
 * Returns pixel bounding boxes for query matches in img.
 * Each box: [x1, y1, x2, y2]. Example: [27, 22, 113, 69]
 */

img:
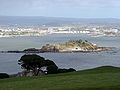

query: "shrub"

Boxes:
[47, 65, 58, 74]
[0, 73, 9, 79]
[58, 68, 76, 73]
[67, 68, 76, 72]
[58, 69, 68, 73]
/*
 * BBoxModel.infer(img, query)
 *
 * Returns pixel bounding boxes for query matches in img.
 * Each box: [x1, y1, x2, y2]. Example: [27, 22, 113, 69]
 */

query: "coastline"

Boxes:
[0, 39, 111, 53]
[0, 34, 48, 38]
[0, 47, 111, 54]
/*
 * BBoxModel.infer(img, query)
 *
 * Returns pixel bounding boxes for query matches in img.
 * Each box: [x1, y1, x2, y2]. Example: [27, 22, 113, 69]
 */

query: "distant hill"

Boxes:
[0, 16, 120, 26]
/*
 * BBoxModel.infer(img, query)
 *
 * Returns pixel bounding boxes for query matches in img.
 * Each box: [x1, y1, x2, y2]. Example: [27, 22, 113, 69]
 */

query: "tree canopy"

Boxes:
[18, 54, 57, 76]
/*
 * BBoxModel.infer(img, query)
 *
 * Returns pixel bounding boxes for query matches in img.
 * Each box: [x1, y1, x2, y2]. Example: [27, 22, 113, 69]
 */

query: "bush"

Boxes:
[0, 73, 9, 79]
[67, 68, 76, 72]
[58, 69, 68, 73]
[58, 68, 76, 73]
[47, 65, 58, 74]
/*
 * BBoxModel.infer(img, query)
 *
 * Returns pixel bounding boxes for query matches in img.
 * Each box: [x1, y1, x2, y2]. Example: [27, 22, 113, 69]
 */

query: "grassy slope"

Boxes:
[0, 66, 120, 90]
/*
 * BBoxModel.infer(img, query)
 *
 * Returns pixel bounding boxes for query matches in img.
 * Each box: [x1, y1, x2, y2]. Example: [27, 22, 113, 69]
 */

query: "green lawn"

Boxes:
[0, 66, 120, 90]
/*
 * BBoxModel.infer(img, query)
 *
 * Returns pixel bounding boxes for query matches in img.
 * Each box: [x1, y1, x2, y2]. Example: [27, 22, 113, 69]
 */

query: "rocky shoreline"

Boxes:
[0, 47, 110, 53]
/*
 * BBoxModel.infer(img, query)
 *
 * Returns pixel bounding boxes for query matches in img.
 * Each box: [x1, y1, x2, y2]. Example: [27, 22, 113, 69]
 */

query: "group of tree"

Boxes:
[18, 54, 76, 76]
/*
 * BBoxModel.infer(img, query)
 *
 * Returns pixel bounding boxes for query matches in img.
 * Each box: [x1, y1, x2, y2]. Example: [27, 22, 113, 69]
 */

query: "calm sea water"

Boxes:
[0, 34, 120, 74]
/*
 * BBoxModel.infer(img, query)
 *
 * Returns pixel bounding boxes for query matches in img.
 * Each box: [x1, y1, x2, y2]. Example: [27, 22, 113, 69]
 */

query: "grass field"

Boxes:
[0, 66, 120, 90]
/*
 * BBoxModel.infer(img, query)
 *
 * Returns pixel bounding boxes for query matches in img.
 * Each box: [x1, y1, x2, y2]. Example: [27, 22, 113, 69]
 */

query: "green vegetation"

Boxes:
[59, 40, 94, 47]
[0, 73, 9, 79]
[18, 54, 76, 75]
[59, 39, 99, 51]
[18, 54, 56, 76]
[57, 68, 76, 73]
[0, 66, 120, 90]
[47, 65, 58, 74]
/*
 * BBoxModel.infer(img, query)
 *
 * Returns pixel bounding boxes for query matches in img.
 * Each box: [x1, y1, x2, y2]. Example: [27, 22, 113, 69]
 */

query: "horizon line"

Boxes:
[0, 15, 119, 19]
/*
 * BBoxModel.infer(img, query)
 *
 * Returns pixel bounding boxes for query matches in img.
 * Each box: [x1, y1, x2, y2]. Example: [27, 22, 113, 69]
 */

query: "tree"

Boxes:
[47, 65, 58, 74]
[67, 68, 76, 72]
[0, 73, 9, 79]
[57, 68, 76, 73]
[18, 54, 56, 76]
[45, 59, 56, 66]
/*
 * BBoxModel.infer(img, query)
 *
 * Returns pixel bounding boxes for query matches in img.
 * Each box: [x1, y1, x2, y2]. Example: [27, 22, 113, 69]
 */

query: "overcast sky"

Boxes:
[0, 0, 120, 18]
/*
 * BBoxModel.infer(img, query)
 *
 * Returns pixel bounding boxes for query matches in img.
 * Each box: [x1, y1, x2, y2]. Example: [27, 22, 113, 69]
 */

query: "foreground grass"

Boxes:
[0, 66, 120, 90]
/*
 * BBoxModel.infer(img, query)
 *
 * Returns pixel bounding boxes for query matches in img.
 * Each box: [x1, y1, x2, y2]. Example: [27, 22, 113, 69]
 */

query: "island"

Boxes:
[40, 40, 110, 52]
[1, 40, 110, 53]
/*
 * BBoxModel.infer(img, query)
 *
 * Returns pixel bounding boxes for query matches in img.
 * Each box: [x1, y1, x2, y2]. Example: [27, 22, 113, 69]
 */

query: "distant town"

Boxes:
[0, 24, 120, 38]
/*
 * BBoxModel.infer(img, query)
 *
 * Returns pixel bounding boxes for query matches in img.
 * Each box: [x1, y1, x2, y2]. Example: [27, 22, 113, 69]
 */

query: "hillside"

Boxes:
[0, 16, 120, 26]
[0, 66, 120, 90]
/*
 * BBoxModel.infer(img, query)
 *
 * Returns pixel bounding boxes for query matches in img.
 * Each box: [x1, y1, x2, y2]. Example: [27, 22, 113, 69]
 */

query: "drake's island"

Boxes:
[40, 40, 110, 52]
[3, 39, 110, 53]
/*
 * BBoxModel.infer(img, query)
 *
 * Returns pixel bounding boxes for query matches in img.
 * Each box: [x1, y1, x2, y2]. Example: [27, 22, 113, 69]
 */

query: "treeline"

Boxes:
[0, 54, 76, 79]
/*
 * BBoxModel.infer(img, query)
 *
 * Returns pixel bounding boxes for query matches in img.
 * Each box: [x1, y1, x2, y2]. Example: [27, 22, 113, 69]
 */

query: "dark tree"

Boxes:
[0, 73, 9, 79]
[18, 54, 56, 76]
[45, 59, 56, 66]
[47, 65, 58, 74]
[67, 68, 76, 72]
[58, 68, 76, 73]
[57, 69, 68, 73]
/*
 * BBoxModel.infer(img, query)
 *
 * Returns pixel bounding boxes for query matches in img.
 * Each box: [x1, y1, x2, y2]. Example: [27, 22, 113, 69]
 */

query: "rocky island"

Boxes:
[40, 40, 110, 52]
[1, 40, 110, 53]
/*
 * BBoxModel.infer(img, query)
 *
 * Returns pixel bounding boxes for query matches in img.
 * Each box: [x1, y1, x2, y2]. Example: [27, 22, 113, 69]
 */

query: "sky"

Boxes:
[0, 0, 120, 18]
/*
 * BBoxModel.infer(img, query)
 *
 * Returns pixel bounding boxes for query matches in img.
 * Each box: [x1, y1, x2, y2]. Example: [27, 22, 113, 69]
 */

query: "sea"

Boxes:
[0, 34, 120, 74]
